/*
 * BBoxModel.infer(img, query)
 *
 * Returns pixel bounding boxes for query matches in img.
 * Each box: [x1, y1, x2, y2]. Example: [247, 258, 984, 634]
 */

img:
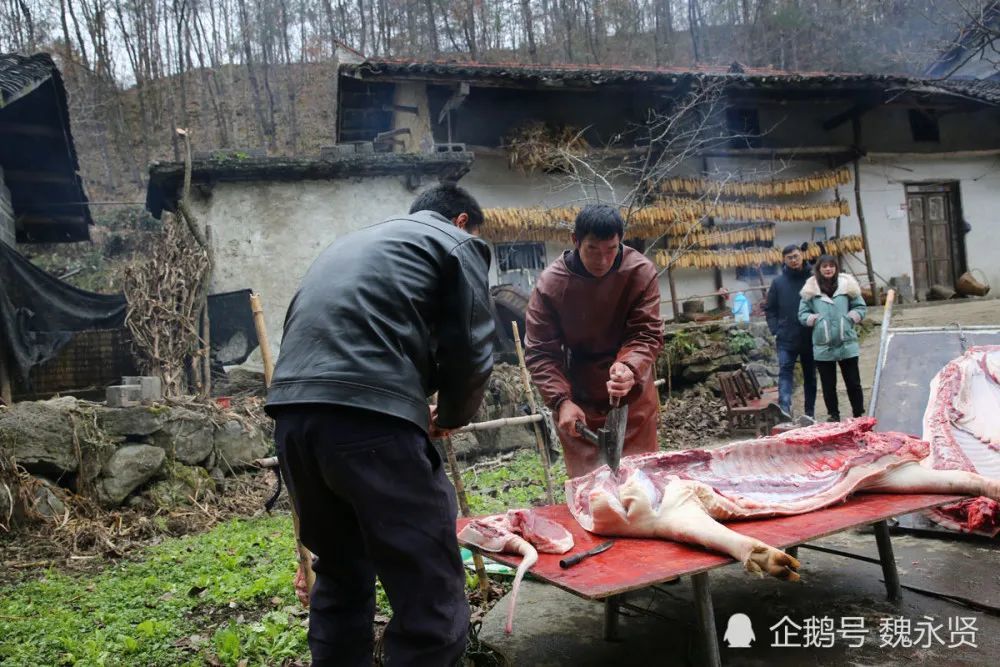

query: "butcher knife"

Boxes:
[603, 395, 628, 474]
[559, 540, 615, 569]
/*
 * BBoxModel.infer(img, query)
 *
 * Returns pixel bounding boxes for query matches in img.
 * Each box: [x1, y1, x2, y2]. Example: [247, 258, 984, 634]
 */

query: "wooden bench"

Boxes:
[458, 493, 964, 667]
[718, 368, 782, 435]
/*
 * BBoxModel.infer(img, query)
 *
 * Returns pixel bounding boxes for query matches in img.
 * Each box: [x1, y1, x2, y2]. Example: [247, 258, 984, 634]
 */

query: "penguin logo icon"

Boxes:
[723, 613, 755, 648]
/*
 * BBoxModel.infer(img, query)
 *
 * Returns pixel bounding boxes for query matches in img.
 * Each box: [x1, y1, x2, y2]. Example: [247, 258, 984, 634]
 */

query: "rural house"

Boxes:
[338, 60, 1000, 313]
[145, 58, 1000, 361]
[0, 53, 91, 246]
[0, 53, 102, 405]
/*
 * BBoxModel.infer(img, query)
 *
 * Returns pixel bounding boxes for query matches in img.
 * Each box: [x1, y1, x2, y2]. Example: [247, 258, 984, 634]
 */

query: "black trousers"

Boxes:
[815, 357, 865, 421]
[273, 405, 469, 667]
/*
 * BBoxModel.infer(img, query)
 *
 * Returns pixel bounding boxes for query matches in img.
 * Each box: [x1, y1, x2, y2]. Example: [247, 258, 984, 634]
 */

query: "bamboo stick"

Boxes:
[201, 226, 212, 398]
[249, 293, 275, 387]
[852, 117, 878, 293]
[443, 435, 491, 603]
[253, 413, 549, 469]
[511, 322, 556, 505]
[250, 292, 315, 601]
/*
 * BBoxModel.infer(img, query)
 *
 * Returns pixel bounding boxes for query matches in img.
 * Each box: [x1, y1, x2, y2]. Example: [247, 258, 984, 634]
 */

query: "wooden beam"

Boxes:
[3, 170, 77, 185]
[698, 145, 858, 159]
[822, 100, 881, 131]
[0, 122, 63, 138]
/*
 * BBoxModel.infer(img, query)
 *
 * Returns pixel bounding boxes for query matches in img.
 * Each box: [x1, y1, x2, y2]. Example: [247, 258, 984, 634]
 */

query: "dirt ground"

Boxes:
[479, 298, 1000, 666]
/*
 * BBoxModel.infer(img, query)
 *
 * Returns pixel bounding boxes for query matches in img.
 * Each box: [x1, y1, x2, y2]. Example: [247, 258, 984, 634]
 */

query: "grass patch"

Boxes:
[461, 449, 568, 515]
[0, 451, 553, 666]
[0, 514, 313, 666]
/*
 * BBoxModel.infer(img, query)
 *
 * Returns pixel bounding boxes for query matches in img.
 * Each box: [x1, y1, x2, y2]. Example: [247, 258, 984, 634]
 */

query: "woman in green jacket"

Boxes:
[798, 255, 867, 421]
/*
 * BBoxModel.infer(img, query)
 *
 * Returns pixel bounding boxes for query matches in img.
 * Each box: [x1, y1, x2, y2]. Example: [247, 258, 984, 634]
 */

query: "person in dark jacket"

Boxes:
[764, 244, 817, 418]
[265, 183, 495, 667]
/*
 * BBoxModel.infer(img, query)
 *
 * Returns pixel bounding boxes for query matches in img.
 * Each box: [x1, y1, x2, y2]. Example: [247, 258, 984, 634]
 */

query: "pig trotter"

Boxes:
[743, 543, 801, 582]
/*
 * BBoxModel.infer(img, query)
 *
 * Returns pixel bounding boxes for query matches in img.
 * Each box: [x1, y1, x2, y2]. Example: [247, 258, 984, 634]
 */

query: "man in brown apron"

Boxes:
[525, 205, 663, 478]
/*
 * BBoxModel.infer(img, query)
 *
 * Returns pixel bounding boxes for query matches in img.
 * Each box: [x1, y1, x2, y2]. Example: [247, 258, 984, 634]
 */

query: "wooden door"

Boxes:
[906, 185, 961, 297]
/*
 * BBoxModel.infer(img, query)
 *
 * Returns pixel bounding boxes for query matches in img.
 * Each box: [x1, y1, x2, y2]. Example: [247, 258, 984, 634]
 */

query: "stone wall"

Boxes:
[657, 320, 779, 393]
[0, 166, 15, 247]
[0, 397, 271, 522]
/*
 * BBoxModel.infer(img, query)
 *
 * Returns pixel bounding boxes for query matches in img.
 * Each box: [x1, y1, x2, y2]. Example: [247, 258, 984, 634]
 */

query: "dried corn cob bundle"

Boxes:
[659, 167, 852, 198]
[664, 224, 776, 249]
[656, 236, 862, 270]
[800, 235, 865, 260]
[656, 198, 850, 223]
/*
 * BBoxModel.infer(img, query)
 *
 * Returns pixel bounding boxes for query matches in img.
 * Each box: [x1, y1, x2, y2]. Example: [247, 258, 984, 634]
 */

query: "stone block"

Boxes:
[119, 376, 163, 402]
[106, 385, 142, 407]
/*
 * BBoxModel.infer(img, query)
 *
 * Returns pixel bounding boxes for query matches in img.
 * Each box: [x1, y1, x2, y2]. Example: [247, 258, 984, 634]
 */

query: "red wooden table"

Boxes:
[457, 493, 964, 666]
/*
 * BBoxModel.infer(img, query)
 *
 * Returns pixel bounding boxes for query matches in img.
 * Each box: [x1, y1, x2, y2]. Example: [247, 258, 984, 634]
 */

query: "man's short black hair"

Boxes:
[782, 244, 801, 256]
[409, 183, 484, 230]
[574, 204, 624, 241]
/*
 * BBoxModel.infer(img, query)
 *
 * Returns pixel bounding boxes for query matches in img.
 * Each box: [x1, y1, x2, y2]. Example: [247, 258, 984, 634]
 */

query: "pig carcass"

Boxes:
[567, 418, 1000, 581]
[457, 509, 573, 633]
[922, 345, 1000, 535]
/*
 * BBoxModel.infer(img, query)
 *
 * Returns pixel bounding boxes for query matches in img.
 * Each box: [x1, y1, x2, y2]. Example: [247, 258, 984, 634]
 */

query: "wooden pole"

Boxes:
[0, 330, 11, 406]
[201, 226, 212, 398]
[511, 321, 556, 505]
[666, 266, 680, 321]
[851, 116, 878, 294]
[250, 291, 315, 600]
[249, 293, 275, 387]
[443, 435, 491, 603]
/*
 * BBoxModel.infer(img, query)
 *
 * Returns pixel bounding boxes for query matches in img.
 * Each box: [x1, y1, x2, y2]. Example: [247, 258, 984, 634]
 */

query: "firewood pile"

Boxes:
[659, 386, 730, 449]
[122, 211, 210, 396]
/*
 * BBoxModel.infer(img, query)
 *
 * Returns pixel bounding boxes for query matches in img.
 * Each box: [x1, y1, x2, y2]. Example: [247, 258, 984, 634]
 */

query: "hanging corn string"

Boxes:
[654, 235, 865, 270]
[658, 167, 852, 198]
[663, 224, 775, 249]
[482, 199, 849, 242]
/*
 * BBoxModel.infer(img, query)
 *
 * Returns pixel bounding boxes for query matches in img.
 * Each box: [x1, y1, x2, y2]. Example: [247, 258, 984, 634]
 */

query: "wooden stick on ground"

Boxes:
[511, 321, 556, 505]
[442, 435, 491, 603]
[250, 292, 315, 598]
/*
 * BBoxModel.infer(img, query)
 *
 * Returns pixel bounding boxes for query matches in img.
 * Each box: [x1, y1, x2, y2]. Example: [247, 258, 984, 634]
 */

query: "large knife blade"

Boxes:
[603, 397, 628, 474]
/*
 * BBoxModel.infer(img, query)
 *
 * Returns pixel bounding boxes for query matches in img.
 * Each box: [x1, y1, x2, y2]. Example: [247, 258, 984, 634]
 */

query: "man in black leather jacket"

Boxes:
[265, 183, 494, 666]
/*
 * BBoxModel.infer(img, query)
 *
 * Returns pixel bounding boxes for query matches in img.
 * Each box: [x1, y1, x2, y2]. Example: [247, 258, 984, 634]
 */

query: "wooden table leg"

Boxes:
[692, 572, 722, 667]
[603, 594, 622, 641]
[873, 519, 902, 602]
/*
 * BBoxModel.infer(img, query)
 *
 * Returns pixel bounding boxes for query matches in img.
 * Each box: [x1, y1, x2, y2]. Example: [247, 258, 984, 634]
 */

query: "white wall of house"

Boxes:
[187, 175, 433, 355]
[0, 166, 15, 247]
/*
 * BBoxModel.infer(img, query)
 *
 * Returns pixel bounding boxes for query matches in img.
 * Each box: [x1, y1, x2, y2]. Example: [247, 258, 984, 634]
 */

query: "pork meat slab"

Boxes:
[922, 345, 1000, 536]
[457, 509, 573, 633]
[566, 418, 1000, 580]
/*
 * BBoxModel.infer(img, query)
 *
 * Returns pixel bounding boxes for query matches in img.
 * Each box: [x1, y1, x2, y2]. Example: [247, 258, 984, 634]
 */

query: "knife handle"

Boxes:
[559, 552, 590, 569]
[575, 420, 599, 444]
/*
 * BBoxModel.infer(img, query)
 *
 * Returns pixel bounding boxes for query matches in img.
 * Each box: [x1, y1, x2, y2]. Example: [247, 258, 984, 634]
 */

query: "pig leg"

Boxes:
[588, 477, 800, 581]
[861, 461, 1000, 500]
